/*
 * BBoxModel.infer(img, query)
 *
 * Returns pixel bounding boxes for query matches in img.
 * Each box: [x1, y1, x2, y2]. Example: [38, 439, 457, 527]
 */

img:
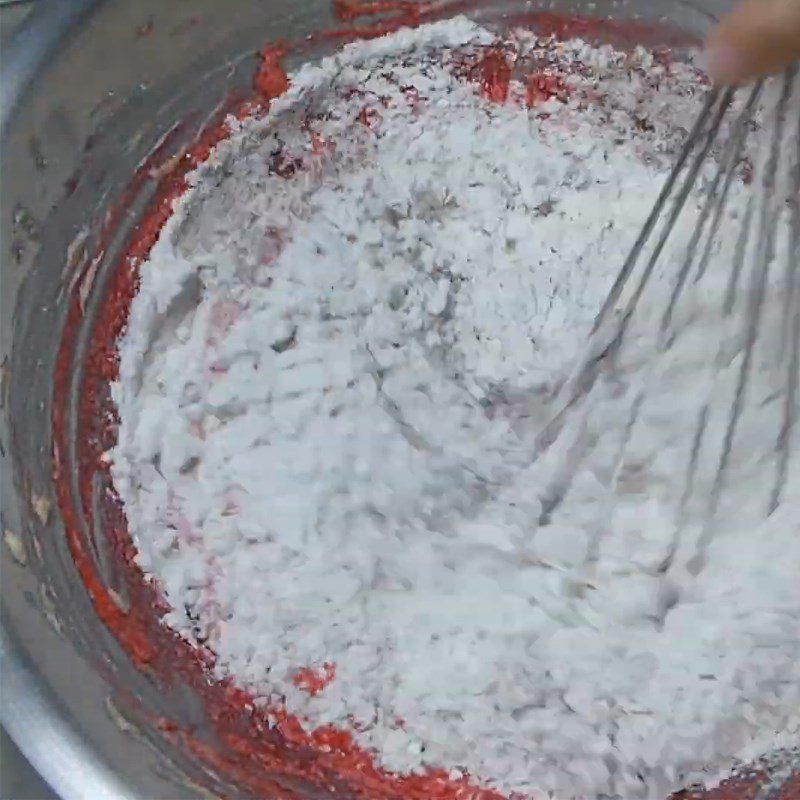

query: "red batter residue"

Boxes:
[327, 0, 445, 39]
[293, 663, 338, 697]
[255, 43, 290, 101]
[50, 4, 798, 799]
[471, 47, 513, 103]
[526, 72, 569, 107]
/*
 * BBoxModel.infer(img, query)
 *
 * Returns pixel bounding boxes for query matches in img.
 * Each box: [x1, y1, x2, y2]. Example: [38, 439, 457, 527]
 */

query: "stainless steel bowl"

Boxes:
[3, 2, 773, 799]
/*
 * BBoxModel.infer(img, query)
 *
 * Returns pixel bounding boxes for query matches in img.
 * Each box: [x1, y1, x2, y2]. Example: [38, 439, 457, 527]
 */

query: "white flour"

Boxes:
[110, 18, 800, 799]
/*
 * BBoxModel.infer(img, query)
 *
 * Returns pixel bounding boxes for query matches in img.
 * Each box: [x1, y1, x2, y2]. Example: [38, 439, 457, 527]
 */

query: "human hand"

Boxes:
[705, 0, 800, 84]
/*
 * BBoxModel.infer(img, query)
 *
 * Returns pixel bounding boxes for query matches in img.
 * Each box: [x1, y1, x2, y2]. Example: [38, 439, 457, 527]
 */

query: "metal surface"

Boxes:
[0, 728, 57, 800]
[1, 627, 136, 800]
[0, 0, 98, 122]
[0, 2, 738, 800]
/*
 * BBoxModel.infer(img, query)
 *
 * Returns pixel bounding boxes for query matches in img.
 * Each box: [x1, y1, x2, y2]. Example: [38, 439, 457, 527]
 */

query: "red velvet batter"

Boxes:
[293, 663, 338, 697]
[51, 3, 798, 798]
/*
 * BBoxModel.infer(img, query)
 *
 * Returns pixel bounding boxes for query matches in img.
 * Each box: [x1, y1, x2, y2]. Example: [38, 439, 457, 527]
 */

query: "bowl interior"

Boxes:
[8, 2, 792, 799]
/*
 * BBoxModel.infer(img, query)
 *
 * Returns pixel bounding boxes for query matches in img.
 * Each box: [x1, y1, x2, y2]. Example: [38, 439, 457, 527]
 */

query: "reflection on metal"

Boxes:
[0, 0, 98, 125]
[0, 627, 137, 800]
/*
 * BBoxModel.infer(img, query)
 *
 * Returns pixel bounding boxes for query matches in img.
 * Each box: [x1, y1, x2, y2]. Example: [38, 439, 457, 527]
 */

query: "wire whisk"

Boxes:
[541, 65, 800, 592]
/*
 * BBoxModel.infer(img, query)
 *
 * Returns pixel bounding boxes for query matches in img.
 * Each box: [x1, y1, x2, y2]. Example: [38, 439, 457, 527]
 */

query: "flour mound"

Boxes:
[110, 18, 800, 799]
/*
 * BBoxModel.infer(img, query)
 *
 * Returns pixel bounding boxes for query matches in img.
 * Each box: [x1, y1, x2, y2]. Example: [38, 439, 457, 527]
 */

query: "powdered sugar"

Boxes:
[110, 18, 799, 799]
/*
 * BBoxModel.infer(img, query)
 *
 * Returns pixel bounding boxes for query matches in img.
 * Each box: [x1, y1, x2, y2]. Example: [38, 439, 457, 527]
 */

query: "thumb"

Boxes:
[705, 0, 800, 84]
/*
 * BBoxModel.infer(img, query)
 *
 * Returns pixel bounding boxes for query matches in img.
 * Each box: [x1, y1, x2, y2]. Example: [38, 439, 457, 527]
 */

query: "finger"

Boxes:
[705, 0, 800, 84]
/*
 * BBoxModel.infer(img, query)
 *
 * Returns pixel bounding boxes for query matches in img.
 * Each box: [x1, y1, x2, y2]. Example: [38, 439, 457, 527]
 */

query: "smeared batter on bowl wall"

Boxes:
[52, 2, 799, 799]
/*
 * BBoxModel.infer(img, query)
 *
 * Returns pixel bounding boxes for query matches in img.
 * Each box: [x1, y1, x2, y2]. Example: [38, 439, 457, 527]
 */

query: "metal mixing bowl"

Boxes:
[3, 2, 773, 799]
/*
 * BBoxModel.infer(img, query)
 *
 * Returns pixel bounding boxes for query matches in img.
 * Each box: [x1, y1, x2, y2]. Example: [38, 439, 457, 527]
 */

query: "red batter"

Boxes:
[51, 2, 799, 798]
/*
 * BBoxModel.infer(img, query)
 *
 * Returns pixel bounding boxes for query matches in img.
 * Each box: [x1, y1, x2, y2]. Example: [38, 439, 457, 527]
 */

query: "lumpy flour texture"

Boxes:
[110, 19, 800, 799]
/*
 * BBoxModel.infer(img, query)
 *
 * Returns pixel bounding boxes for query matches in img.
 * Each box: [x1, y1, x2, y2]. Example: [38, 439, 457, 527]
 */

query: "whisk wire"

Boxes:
[558, 88, 736, 426]
[723, 195, 756, 315]
[770, 101, 800, 513]
[590, 88, 726, 335]
[691, 82, 766, 288]
[617, 89, 734, 342]
[550, 66, 800, 582]
[663, 82, 764, 332]
[696, 67, 797, 547]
